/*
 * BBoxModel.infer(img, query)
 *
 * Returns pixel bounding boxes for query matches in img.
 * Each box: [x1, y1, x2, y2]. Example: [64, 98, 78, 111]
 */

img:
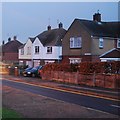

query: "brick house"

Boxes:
[100, 48, 120, 62]
[1, 36, 23, 64]
[62, 12, 120, 64]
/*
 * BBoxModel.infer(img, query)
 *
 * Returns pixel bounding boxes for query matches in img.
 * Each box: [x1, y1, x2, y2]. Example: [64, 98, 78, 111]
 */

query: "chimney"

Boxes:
[93, 10, 101, 22]
[8, 37, 11, 42]
[47, 25, 51, 31]
[58, 22, 63, 29]
[2, 40, 5, 45]
[13, 36, 17, 40]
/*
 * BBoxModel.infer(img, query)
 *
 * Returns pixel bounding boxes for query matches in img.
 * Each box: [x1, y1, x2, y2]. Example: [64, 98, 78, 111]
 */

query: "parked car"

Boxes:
[38, 65, 44, 78]
[23, 67, 33, 77]
[23, 66, 43, 77]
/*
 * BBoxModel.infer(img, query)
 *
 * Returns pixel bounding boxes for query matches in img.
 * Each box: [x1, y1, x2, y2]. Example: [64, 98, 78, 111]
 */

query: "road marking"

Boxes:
[2, 78, 120, 102]
[111, 105, 120, 108]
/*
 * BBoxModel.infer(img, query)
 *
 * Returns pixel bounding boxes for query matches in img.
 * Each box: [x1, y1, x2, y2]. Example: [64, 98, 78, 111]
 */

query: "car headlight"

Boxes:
[27, 72, 31, 74]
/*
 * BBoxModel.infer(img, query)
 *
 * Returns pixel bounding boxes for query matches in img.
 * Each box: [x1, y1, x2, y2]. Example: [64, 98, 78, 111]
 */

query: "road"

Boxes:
[2, 79, 120, 116]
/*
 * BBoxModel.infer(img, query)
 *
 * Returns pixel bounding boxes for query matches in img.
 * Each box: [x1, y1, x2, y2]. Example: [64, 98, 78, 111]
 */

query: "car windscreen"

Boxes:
[26, 67, 32, 70]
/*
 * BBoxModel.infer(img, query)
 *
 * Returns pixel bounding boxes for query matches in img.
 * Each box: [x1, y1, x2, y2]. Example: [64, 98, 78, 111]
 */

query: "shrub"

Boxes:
[42, 61, 120, 74]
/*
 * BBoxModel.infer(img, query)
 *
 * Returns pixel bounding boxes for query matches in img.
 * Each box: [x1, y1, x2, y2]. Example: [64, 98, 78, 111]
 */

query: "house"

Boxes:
[32, 23, 66, 66]
[1, 36, 23, 64]
[100, 48, 120, 62]
[62, 12, 120, 64]
[19, 23, 66, 66]
[18, 37, 35, 67]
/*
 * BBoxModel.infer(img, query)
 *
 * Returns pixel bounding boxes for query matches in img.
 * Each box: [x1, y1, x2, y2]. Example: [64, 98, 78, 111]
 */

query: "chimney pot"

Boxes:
[59, 22, 63, 28]
[47, 25, 51, 31]
[8, 37, 11, 42]
[13, 36, 17, 40]
[2, 40, 5, 45]
[93, 12, 101, 22]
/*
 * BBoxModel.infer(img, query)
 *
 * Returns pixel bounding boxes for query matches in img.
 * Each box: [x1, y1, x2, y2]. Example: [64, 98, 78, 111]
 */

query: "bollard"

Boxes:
[15, 67, 18, 76]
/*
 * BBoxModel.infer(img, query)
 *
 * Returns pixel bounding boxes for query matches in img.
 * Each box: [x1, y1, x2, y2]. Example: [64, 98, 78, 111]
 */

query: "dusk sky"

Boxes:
[2, 2, 119, 44]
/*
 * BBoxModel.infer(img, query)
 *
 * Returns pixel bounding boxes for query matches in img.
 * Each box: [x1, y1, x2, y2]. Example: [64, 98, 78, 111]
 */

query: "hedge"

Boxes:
[42, 61, 120, 74]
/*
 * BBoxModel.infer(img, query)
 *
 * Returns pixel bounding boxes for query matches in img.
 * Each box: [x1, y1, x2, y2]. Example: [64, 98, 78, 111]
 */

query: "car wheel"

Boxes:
[32, 73, 36, 77]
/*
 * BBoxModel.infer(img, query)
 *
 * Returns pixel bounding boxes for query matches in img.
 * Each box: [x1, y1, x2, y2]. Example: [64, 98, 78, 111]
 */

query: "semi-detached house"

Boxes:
[62, 12, 120, 64]
[19, 23, 66, 67]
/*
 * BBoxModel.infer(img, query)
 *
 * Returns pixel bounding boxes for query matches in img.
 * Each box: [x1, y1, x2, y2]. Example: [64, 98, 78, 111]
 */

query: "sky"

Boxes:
[1, 2, 119, 44]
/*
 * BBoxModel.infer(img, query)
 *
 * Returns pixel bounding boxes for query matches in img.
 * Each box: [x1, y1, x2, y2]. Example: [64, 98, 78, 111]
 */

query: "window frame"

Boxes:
[47, 46, 52, 54]
[69, 58, 81, 64]
[20, 48, 24, 55]
[117, 39, 120, 48]
[27, 47, 31, 55]
[35, 46, 39, 54]
[70, 37, 82, 48]
[99, 38, 104, 49]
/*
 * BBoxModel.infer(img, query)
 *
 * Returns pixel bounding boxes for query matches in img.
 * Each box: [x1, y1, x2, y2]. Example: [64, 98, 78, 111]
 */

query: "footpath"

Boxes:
[2, 74, 120, 101]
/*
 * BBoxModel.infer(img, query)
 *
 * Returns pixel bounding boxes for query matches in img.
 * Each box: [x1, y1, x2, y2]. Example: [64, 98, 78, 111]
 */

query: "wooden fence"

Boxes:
[41, 71, 120, 89]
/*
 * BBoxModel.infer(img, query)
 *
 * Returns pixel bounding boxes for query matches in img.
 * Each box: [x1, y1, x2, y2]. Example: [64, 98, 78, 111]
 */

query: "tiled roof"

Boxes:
[2, 40, 23, 53]
[19, 43, 26, 49]
[37, 28, 66, 46]
[29, 37, 36, 43]
[100, 48, 120, 58]
[74, 19, 120, 38]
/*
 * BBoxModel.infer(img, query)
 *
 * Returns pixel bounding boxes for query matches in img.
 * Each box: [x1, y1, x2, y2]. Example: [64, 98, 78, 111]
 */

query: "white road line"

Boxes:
[111, 105, 120, 108]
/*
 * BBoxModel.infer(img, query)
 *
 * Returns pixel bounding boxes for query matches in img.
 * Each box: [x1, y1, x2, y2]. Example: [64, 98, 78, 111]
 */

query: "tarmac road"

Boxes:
[2, 79, 120, 116]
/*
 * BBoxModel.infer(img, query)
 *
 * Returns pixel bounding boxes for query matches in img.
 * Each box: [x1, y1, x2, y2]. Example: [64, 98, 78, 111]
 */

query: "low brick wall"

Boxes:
[41, 71, 120, 89]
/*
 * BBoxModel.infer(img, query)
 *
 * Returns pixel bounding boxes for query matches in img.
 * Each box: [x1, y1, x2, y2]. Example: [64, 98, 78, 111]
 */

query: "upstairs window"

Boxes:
[117, 39, 120, 48]
[47, 47, 52, 54]
[35, 46, 39, 54]
[27, 47, 31, 55]
[99, 38, 104, 48]
[70, 37, 82, 48]
[21, 48, 24, 55]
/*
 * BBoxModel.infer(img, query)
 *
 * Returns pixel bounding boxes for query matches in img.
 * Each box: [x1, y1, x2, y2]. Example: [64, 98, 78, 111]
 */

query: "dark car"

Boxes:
[23, 67, 33, 77]
[23, 66, 43, 77]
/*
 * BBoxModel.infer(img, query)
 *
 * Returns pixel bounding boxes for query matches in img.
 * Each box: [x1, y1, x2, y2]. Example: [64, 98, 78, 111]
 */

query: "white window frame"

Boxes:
[35, 46, 39, 54]
[47, 47, 52, 54]
[69, 58, 81, 64]
[70, 37, 82, 48]
[27, 47, 31, 55]
[117, 39, 120, 48]
[20, 48, 24, 55]
[99, 38, 104, 48]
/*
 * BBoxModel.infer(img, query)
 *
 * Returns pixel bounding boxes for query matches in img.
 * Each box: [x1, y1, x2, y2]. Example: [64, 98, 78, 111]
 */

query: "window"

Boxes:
[70, 37, 82, 48]
[47, 47, 52, 54]
[21, 48, 24, 55]
[27, 47, 31, 55]
[35, 46, 39, 54]
[69, 58, 81, 64]
[117, 39, 120, 48]
[99, 38, 104, 48]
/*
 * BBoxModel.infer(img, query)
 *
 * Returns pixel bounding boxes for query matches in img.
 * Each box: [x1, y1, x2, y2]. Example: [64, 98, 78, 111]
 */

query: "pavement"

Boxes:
[2, 74, 120, 101]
